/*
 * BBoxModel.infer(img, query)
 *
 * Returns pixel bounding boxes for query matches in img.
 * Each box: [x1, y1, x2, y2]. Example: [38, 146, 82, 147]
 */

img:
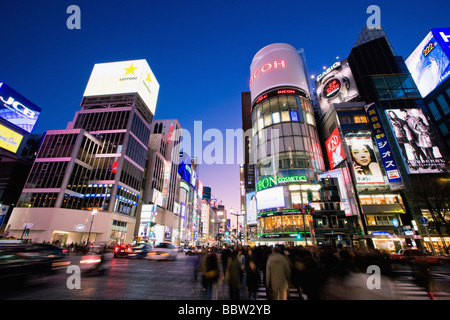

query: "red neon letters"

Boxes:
[249, 60, 286, 87]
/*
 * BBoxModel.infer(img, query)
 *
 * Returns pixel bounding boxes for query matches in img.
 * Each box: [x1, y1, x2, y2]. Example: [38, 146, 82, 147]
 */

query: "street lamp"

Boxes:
[87, 209, 97, 245]
[229, 209, 245, 245]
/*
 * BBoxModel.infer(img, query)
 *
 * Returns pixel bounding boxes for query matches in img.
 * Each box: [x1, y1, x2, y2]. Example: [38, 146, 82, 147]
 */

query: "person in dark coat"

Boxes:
[246, 260, 260, 300]
[226, 249, 242, 300]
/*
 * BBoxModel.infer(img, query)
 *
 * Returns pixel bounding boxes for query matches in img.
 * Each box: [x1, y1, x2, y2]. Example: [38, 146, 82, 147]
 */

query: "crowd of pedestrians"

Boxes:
[190, 243, 399, 300]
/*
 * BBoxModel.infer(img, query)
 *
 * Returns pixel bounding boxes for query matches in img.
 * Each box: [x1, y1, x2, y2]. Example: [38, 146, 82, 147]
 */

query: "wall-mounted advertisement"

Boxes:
[152, 188, 163, 207]
[83, 59, 160, 116]
[0, 83, 41, 133]
[246, 192, 257, 225]
[386, 108, 446, 173]
[344, 135, 385, 184]
[325, 127, 345, 170]
[406, 29, 450, 98]
[0, 124, 23, 153]
[256, 186, 285, 210]
[319, 169, 355, 216]
[365, 103, 402, 184]
[314, 59, 360, 113]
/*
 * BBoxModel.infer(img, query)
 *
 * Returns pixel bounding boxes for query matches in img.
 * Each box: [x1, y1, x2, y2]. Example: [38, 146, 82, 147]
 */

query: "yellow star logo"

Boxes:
[123, 64, 139, 76]
[145, 72, 152, 86]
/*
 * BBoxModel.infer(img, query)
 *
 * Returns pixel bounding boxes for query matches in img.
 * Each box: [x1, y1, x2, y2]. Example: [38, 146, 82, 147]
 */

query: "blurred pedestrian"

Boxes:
[246, 260, 260, 300]
[226, 249, 242, 300]
[221, 246, 231, 276]
[266, 246, 291, 300]
[204, 248, 220, 300]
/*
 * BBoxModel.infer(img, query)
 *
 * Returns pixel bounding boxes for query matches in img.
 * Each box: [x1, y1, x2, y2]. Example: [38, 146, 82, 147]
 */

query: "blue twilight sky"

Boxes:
[0, 0, 449, 214]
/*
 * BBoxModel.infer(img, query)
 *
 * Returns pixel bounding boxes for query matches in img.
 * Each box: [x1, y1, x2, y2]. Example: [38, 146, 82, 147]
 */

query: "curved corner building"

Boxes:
[249, 43, 325, 244]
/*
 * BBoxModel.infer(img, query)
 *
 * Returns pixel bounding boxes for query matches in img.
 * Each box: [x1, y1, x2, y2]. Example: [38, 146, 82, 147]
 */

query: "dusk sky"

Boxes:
[1, 0, 449, 214]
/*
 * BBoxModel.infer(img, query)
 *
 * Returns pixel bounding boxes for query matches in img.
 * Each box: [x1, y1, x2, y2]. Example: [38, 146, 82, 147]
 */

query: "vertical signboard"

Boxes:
[325, 127, 345, 169]
[365, 103, 402, 184]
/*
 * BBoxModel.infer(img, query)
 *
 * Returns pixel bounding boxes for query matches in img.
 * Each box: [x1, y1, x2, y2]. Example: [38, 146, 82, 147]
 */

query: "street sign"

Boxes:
[420, 217, 428, 224]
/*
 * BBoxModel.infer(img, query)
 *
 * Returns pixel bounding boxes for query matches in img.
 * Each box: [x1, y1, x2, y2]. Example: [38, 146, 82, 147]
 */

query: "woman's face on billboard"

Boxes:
[352, 145, 371, 166]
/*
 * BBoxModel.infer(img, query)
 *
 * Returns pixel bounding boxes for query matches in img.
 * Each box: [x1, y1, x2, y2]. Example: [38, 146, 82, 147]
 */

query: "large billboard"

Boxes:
[0, 82, 41, 133]
[246, 191, 257, 225]
[83, 59, 160, 116]
[0, 124, 24, 153]
[256, 186, 285, 210]
[406, 28, 450, 97]
[249, 43, 310, 103]
[344, 134, 385, 184]
[365, 103, 402, 184]
[386, 108, 446, 174]
[315, 59, 360, 113]
[325, 127, 345, 170]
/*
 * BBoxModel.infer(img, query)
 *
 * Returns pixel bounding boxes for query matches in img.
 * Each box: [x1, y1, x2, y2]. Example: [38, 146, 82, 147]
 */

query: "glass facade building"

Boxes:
[249, 43, 325, 244]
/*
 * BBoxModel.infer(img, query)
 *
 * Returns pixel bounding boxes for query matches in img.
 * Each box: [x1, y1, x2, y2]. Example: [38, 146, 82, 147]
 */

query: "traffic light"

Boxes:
[297, 232, 302, 240]
[24, 228, 30, 237]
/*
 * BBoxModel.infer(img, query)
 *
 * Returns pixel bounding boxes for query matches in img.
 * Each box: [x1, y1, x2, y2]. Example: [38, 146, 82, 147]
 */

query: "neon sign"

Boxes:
[249, 60, 286, 87]
[257, 175, 307, 191]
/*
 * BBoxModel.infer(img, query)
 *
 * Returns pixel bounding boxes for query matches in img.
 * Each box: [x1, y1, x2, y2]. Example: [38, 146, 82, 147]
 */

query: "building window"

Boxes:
[437, 94, 450, 115]
[353, 115, 368, 123]
[427, 101, 442, 121]
[372, 75, 420, 100]
[439, 123, 449, 136]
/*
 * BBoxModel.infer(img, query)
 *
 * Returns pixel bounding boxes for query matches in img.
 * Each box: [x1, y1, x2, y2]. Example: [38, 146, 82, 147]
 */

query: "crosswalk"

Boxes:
[253, 271, 450, 300]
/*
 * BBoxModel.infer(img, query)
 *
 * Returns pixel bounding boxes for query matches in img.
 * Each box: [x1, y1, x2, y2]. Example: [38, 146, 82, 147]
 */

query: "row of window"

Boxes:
[74, 110, 131, 131]
[372, 74, 421, 100]
[366, 214, 399, 226]
[37, 134, 78, 159]
[25, 161, 68, 189]
[359, 193, 404, 206]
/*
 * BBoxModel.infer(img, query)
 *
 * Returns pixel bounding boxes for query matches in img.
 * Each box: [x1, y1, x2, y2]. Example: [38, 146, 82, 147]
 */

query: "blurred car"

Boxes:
[27, 243, 68, 259]
[113, 244, 133, 258]
[185, 245, 202, 256]
[0, 245, 56, 288]
[390, 249, 448, 265]
[147, 242, 178, 260]
[129, 243, 152, 258]
[80, 245, 113, 275]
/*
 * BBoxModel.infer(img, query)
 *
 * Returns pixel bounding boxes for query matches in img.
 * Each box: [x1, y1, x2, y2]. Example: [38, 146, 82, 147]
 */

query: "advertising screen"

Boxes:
[325, 127, 345, 170]
[406, 30, 450, 97]
[314, 59, 360, 113]
[83, 59, 160, 116]
[256, 186, 285, 210]
[344, 135, 385, 184]
[0, 83, 41, 133]
[246, 191, 257, 225]
[386, 108, 446, 174]
[0, 124, 24, 153]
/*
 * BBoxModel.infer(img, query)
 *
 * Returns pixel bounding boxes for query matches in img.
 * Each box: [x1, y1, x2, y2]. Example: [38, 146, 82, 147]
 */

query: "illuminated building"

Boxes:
[8, 59, 159, 244]
[138, 119, 182, 245]
[0, 82, 42, 233]
[249, 43, 325, 245]
[406, 28, 450, 154]
[318, 26, 450, 252]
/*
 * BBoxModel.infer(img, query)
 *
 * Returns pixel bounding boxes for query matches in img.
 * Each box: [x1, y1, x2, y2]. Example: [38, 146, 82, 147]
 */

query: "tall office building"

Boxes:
[317, 27, 450, 252]
[7, 59, 160, 245]
[249, 43, 325, 245]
